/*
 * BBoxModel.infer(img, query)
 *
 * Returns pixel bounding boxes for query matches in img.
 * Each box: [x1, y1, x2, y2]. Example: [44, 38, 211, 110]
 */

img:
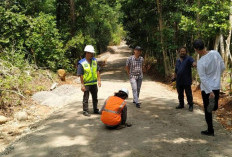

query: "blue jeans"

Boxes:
[130, 77, 142, 104]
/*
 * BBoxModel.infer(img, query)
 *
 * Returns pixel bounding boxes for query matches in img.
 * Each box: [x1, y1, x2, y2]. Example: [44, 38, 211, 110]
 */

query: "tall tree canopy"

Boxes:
[120, 0, 232, 76]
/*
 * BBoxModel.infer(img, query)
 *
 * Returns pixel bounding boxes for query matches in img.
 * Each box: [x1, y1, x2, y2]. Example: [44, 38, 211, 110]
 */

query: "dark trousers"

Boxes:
[83, 84, 98, 112]
[121, 106, 127, 125]
[201, 90, 219, 132]
[176, 85, 193, 106]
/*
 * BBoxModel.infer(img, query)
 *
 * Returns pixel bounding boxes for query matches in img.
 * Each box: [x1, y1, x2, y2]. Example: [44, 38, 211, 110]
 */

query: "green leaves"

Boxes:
[0, 6, 29, 53]
[25, 12, 68, 70]
[179, 0, 230, 39]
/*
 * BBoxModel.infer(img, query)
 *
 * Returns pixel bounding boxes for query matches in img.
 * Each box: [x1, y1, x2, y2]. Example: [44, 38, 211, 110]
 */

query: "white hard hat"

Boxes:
[84, 45, 95, 53]
[119, 88, 129, 97]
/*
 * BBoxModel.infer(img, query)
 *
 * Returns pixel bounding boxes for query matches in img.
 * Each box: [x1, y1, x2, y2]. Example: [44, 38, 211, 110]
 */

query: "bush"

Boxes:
[0, 6, 29, 53]
[64, 33, 96, 70]
[0, 48, 32, 107]
[25, 13, 70, 70]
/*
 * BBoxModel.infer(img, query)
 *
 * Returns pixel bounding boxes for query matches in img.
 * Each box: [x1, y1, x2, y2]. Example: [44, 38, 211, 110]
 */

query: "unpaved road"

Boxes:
[1, 43, 232, 157]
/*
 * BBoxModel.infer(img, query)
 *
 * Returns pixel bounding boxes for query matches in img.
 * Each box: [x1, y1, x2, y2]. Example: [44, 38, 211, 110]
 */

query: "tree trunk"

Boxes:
[219, 34, 225, 60]
[225, 31, 231, 67]
[196, 0, 201, 38]
[56, 0, 62, 28]
[225, 1, 232, 67]
[69, 0, 76, 36]
[214, 34, 220, 51]
[156, 0, 170, 77]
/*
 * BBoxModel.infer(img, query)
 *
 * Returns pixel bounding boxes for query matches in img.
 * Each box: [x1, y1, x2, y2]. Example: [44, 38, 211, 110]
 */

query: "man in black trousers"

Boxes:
[173, 47, 196, 112]
[193, 39, 225, 136]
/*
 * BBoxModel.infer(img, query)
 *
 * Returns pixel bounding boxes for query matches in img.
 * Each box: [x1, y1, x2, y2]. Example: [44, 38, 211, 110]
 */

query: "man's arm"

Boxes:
[197, 63, 213, 95]
[142, 57, 146, 72]
[77, 63, 85, 92]
[218, 54, 225, 73]
[126, 66, 130, 76]
[125, 57, 130, 77]
[189, 56, 197, 67]
[80, 75, 86, 92]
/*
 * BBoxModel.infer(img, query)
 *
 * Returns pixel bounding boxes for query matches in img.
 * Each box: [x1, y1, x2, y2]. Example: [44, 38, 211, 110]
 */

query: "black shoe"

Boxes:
[189, 105, 193, 112]
[136, 103, 141, 108]
[133, 101, 136, 104]
[94, 109, 100, 114]
[176, 105, 184, 109]
[201, 130, 214, 136]
[116, 125, 126, 130]
[125, 122, 132, 127]
[83, 111, 91, 117]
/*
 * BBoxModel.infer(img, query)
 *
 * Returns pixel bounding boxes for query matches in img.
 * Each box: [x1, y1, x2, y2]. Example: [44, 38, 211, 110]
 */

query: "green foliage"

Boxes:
[0, 6, 29, 53]
[0, 48, 32, 106]
[0, 6, 71, 71]
[110, 24, 125, 45]
[35, 85, 47, 91]
[121, 0, 180, 74]
[179, 0, 230, 40]
[1, 0, 125, 73]
[121, 0, 231, 77]
[14, 0, 56, 15]
[25, 13, 70, 70]
[64, 33, 96, 67]
[0, 0, 126, 107]
[80, 0, 124, 52]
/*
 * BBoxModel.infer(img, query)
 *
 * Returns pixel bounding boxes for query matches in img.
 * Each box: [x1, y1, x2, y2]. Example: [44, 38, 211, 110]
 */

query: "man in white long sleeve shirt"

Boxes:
[193, 39, 225, 136]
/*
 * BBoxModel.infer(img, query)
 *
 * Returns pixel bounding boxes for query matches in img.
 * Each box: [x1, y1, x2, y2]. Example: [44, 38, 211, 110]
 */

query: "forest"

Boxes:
[0, 0, 232, 107]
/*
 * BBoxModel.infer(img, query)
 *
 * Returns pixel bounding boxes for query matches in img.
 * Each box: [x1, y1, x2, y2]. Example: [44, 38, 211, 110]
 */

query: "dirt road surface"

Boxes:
[1, 43, 232, 157]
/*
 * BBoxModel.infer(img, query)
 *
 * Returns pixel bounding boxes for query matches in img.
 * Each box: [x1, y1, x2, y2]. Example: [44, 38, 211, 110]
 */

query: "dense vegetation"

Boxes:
[0, 0, 124, 70]
[121, 0, 232, 93]
[0, 0, 232, 108]
[0, 0, 124, 107]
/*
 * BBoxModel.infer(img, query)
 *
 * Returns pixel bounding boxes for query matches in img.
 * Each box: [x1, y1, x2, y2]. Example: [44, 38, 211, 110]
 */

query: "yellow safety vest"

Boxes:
[79, 58, 98, 85]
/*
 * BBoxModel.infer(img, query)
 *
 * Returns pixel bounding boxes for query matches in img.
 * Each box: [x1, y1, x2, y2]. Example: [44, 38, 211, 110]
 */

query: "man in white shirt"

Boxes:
[193, 39, 225, 136]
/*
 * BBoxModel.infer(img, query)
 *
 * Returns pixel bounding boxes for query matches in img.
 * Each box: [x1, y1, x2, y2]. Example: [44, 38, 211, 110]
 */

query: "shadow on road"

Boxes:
[3, 96, 231, 157]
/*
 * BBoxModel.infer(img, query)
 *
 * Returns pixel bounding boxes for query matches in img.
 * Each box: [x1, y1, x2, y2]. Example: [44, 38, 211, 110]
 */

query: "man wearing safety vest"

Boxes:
[77, 45, 101, 117]
[100, 88, 132, 129]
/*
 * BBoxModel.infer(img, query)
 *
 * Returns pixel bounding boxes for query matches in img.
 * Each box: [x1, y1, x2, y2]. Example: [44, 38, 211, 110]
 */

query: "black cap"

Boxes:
[134, 46, 142, 51]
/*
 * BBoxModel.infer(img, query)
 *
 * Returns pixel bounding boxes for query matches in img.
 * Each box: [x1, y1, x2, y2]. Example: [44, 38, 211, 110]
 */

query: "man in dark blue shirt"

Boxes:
[173, 47, 196, 111]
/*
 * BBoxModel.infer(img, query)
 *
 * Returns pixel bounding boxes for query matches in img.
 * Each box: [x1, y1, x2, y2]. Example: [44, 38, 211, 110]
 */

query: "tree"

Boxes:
[156, 0, 170, 77]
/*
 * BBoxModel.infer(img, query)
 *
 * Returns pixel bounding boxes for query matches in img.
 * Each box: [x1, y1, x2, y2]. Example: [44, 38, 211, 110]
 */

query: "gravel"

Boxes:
[51, 84, 79, 96]
[32, 85, 81, 107]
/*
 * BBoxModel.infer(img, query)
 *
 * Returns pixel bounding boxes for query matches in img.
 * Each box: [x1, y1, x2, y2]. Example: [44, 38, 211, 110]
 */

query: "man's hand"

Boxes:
[192, 62, 197, 67]
[209, 92, 215, 98]
[81, 84, 86, 92]
[98, 81, 101, 87]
